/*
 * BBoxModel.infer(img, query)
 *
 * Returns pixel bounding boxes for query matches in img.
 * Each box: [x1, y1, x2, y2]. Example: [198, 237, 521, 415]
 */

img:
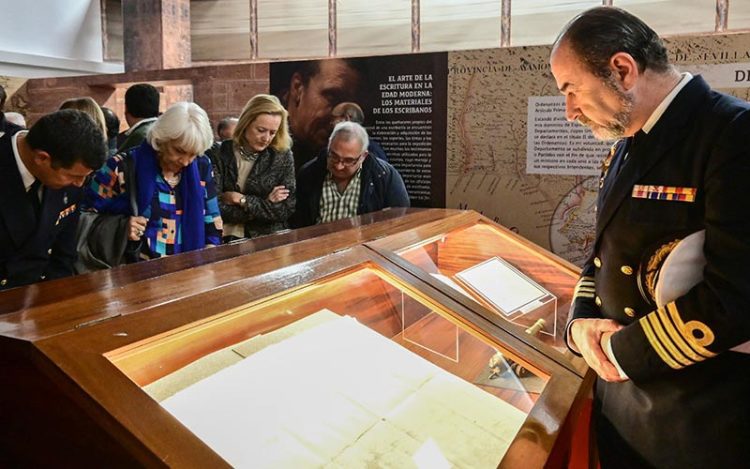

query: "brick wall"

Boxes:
[13, 62, 269, 137]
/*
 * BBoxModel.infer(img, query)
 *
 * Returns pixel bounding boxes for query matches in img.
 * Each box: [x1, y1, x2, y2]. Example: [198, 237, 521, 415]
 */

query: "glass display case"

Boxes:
[0, 209, 589, 467]
[367, 210, 587, 375]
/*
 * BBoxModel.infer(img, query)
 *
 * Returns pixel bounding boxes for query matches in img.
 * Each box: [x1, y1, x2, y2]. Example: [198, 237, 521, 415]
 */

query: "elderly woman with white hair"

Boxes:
[81, 101, 222, 263]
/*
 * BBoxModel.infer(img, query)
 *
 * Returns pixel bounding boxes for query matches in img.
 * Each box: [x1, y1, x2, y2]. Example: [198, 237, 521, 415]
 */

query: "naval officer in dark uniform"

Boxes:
[551, 7, 750, 468]
[0, 109, 107, 291]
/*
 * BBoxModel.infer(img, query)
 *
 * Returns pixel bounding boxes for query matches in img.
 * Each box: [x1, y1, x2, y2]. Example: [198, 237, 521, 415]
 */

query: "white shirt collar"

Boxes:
[124, 116, 158, 136]
[641, 72, 693, 134]
[11, 131, 36, 191]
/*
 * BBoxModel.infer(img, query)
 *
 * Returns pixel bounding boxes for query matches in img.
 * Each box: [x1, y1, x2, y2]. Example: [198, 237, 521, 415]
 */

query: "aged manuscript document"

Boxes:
[162, 312, 526, 468]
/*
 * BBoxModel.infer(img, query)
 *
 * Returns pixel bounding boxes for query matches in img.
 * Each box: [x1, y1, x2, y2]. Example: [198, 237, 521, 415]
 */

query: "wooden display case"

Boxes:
[0, 209, 590, 467]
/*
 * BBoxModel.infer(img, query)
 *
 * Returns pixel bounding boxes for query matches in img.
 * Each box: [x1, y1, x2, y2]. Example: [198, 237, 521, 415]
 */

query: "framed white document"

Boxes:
[455, 257, 553, 317]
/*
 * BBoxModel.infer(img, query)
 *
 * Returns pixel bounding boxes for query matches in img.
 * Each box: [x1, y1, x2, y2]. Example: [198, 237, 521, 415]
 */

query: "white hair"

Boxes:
[147, 102, 213, 155]
[328, 121, 369, 155]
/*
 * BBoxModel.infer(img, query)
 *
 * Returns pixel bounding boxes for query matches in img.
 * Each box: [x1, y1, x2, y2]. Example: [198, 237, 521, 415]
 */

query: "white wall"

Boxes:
[0, 0, 123, 78]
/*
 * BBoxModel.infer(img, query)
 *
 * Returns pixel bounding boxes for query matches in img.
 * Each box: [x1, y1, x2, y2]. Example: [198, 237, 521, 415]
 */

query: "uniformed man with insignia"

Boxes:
[551, 7, 750, 468]
[0, 109, 107, 290]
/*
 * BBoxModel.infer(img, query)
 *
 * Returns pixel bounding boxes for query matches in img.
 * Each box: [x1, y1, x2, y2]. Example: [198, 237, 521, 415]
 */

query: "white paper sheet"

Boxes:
[456, 257, 549, 316]
[161, 312, 526, 468]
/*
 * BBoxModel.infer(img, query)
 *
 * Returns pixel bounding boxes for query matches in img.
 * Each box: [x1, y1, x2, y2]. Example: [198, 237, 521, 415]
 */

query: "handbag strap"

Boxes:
[119, 151, 139, 217]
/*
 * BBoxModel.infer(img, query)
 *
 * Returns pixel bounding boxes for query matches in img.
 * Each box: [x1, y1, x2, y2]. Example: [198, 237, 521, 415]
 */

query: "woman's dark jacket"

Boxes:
[209, 140, 296, 238]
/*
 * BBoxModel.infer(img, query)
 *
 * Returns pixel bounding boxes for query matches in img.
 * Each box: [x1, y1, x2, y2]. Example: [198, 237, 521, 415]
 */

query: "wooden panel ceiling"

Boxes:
[102, 0, 750, 63]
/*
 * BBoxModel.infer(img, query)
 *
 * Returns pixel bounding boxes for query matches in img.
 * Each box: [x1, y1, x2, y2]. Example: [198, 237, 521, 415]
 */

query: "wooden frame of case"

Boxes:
[0, 207, 445, 317]
[0, 209, 591, 467]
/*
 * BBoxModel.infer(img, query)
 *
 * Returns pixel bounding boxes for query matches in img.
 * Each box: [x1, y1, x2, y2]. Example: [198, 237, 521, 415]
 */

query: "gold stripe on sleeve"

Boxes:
[640, 317, 684, 370]
[656, 306, 708, 363]
[574, 277, 595, 299]
[647, 314, 693, 366]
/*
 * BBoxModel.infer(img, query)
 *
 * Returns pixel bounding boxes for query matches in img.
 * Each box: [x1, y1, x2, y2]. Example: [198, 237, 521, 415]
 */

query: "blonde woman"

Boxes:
[59, 97, 107, 137]
[209, 94, 295, 241]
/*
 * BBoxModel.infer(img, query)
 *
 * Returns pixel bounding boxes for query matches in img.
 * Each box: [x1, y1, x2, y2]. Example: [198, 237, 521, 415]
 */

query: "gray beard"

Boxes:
[579, 86, 634, 141]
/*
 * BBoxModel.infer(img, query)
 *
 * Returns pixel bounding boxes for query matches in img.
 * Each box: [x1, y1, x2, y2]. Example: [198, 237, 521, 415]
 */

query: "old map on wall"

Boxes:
[447, 34, 750, 267]
[446, 45, 601, 266]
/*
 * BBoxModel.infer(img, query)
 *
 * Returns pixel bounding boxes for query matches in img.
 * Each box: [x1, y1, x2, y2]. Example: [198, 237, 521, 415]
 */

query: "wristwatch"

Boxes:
[239, 196, 247, 207]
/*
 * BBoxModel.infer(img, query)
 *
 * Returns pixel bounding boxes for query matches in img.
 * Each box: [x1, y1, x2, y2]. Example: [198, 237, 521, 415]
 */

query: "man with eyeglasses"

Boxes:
[291, 121, 409, 228]
[330, 102, 389, 162]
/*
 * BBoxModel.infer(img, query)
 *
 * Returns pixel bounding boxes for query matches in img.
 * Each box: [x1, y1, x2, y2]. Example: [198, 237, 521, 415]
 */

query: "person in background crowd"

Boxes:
[208, 94, 295, 242]
[314, 102, 389, 163]
[59, 97, 107, 137]
[0, 85, 23, 137]
[83, 102, 222, 260]
[4, 112, 26, 128]
[275, 59, 366, 170]
[552, 7, 750, 468]
[216, 116, 238, 141]
[117, 83, 160, 152]
[0, 109, 106, 290]
[101, 107, 121, 157]
[291, 121, 408, 228]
